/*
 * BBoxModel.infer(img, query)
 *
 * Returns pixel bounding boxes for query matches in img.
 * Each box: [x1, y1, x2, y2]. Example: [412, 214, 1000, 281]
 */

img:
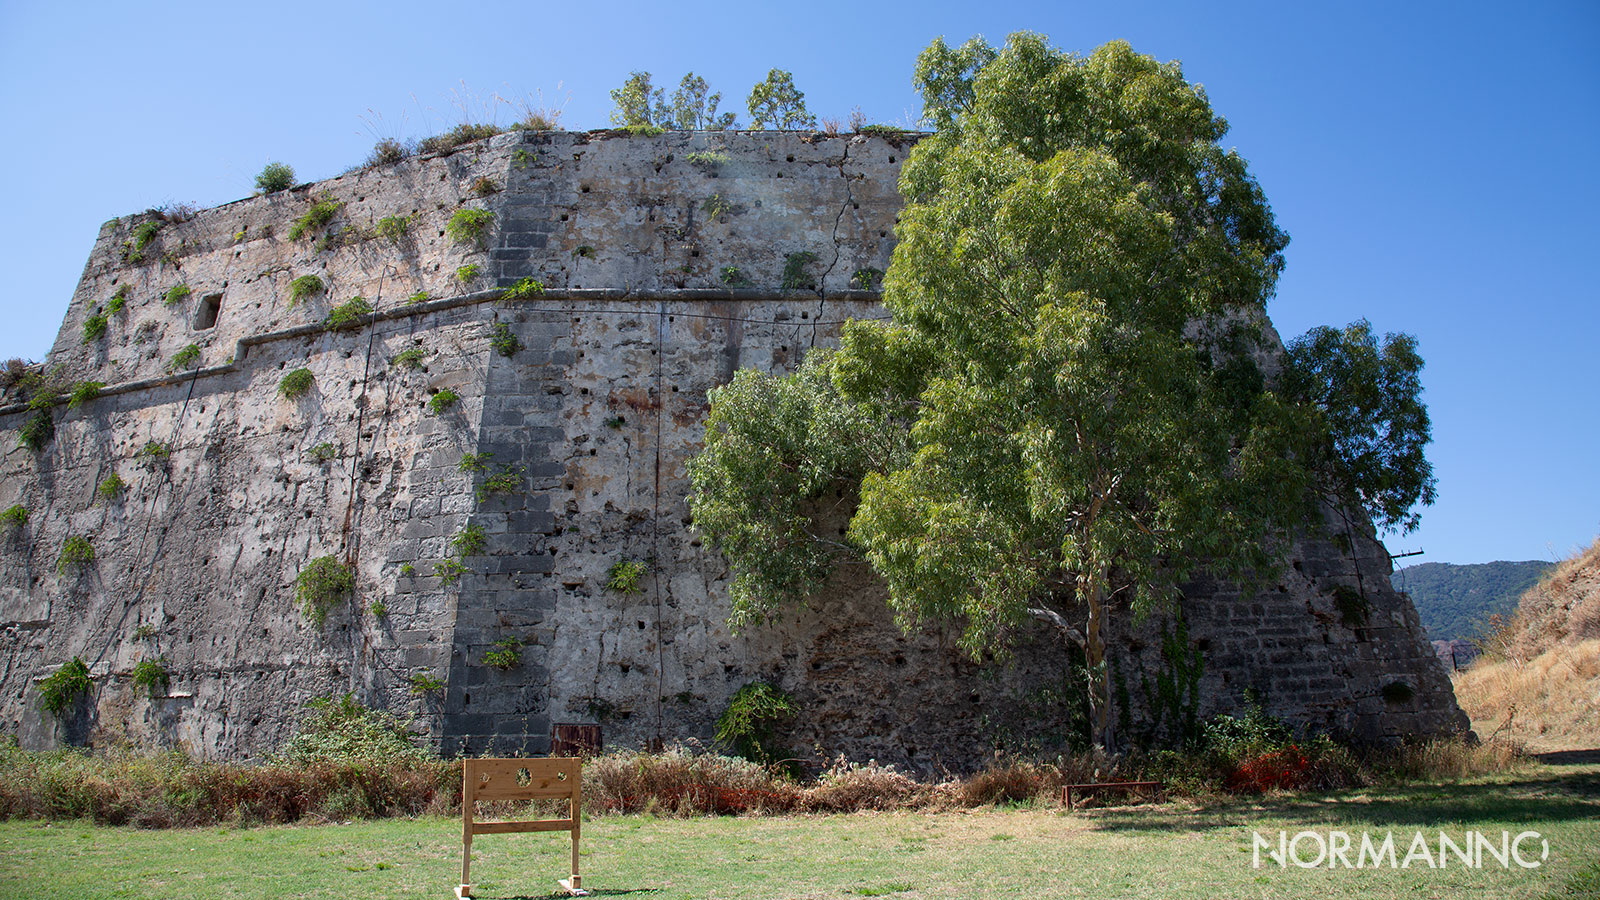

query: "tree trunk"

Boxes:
[1082, 568, 1116, 752]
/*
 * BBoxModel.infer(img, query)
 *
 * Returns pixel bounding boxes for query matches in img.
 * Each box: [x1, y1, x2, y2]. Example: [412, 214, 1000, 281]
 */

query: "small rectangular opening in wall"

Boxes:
[195, 293, 222, 330]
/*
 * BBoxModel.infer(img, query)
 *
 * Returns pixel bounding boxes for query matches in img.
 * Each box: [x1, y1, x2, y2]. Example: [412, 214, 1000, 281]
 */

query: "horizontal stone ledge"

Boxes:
[0, 288, 888, 417]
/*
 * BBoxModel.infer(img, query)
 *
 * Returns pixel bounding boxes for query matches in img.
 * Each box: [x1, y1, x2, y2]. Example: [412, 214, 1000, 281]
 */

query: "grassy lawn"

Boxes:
[2, 761, 1594, 900]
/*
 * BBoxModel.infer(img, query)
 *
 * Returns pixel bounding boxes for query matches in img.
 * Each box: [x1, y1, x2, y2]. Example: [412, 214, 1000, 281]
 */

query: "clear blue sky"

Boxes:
[2, 0, 1594, 565]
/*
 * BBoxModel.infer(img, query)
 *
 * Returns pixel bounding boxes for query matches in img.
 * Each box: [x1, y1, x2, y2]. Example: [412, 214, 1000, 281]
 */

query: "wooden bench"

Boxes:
[457, 757, 586, 898]
[1061, 780, 1166, 810]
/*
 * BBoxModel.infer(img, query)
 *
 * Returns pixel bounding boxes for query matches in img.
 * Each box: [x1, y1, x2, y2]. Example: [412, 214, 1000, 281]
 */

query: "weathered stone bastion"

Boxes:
[0, 130, 1468, 768]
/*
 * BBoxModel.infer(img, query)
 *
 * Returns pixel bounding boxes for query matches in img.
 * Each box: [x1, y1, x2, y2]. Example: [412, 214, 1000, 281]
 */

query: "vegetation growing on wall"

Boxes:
[162, 284, 191, 307]
[18, 409, 53, 451]
[295, 555, 354, 625]
[324, 297, 373, 330]
[131, 659, 170, 697]
[702, 194, 731, 221]
[122, 221, 161, 264]
[606, 559, 648, 594]
[715, 681, 795, 764]
[445, 209, 493, 246]
[288, 195, 344, 242]
[255, 162, 296, 194]
[747, 70, 816, 131]
[1, 505, 26, 529]
[851, 267, 883, 291]
[168, 344, 201, 371]
[454, 264, 480, 285]
[288, 275, 324, 306]
[136, 441, 171, 468]
[490, 323, 521, 357]
[67, 381, 103, 410]
[36, 657, 91, 717]
[427, 389, 459, 415]
[107, 285, 128, 314]
[96, 472, 126, 502]
[278, 367, 314, 399]
[474, 465, 524, 502]
[391, 347, 427, 370]
[449, 524, 487, 557]
[482, 638, 522, 670]
[780, 251, 817, 291]
[409, 673, 444, 695]
[502, 277, 543, 300]
[82, 314, 108, 343]
[57, 536, 94, 575]
[372, 214, 412, 245]
[458, 451, 491, 472]
[418, 123, 501, 155]
[433, 558, 467, 584]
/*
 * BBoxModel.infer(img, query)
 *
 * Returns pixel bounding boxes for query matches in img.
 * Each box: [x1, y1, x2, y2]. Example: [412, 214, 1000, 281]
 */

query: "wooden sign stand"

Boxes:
[456, 757, 587, 898]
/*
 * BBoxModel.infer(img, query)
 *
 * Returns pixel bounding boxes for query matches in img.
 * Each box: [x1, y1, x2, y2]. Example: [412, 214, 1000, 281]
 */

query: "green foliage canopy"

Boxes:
[1282, 320, 1437, 533]
[746, 69, 816, 131]
[611, 71, 740, 130]
[691, 35, 1430, 750]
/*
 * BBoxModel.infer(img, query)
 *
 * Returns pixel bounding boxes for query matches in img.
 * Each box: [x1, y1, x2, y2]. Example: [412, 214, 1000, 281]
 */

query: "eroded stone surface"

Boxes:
[0, 131, 1466, 766]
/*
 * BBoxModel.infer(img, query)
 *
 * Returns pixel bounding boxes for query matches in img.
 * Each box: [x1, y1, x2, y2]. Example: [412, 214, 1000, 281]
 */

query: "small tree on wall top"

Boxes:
[747, 69, 816, 131]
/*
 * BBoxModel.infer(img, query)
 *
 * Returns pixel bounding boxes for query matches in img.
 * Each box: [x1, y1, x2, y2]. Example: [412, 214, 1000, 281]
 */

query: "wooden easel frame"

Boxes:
[457, 757, 585, 898]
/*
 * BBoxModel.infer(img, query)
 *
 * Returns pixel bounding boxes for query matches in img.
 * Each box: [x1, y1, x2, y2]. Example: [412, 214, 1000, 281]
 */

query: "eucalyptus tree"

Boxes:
[691, 35, 1433, 750]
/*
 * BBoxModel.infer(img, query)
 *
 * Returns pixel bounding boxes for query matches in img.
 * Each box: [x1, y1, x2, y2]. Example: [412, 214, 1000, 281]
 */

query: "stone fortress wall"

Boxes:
[0, 130, 1467, 768]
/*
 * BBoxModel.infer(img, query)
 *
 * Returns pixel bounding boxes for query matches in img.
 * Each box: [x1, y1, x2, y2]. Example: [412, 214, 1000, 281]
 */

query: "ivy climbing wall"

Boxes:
[0, 130, 1467, 766]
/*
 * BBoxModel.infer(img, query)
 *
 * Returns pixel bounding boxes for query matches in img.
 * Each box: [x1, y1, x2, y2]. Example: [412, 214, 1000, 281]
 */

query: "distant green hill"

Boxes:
[1392, 560, 1554, 642]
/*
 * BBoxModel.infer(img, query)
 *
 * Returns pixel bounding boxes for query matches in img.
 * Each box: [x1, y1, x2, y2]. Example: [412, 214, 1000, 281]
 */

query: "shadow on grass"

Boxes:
[1082, 762, 1600, 834]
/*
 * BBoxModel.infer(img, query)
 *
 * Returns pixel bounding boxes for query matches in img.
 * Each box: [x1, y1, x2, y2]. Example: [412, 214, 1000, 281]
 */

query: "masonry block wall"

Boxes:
[0, 131, 1466, 767]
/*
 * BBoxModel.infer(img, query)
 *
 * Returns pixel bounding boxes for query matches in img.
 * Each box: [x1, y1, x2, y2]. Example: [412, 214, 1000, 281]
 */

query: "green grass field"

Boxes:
[3, 760, 1595, 900]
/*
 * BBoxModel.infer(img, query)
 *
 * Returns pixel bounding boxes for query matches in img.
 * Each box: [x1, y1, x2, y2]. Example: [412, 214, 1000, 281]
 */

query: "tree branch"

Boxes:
[1027, 607, 1086, 649]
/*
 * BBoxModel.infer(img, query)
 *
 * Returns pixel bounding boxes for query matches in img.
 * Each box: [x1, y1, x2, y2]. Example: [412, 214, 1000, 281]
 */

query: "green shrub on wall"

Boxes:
[392, 347, 427, 370]
[295, 555, 354, 625]
[428, 389, 460, 415]
[483, 638, 522, 670]
[67, 381, 103, 410]
[96, 472, 126, 502]
[288, 195, 344, 242]
[1, 505, 27, 529]
[474, 465, 524, 502]
[715, 681, 795, 764]
[82, 314, 108, 343]
[162, 283, 191, 307]
[57, 535, 94, 575]
[450, 524, 487, 557]
[131, 659, 170, 697]
[324, 297, 373, 331]
[168, 344, 201, 372]
[37, 658, 91, 717]
[445, 208, 493, 246]
[288, 275, 324, 306]
[607, 559, 648, 594]
[255, 162, 296, 194]
[490, 323, 522, 357]
[502, 277, 544, 301]
[18, 409, 53, 451]
[278, 367, 314, 400]
[373, 215, 412, 244]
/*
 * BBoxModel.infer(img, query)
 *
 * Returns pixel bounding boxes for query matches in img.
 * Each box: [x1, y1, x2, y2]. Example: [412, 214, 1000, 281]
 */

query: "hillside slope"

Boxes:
[1451, 540, 1600, 751]
[1392, 560, 1552, 642]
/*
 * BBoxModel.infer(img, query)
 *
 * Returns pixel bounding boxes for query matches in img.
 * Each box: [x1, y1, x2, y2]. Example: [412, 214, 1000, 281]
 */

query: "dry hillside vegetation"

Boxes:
[1452, 538, 1600, 751]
